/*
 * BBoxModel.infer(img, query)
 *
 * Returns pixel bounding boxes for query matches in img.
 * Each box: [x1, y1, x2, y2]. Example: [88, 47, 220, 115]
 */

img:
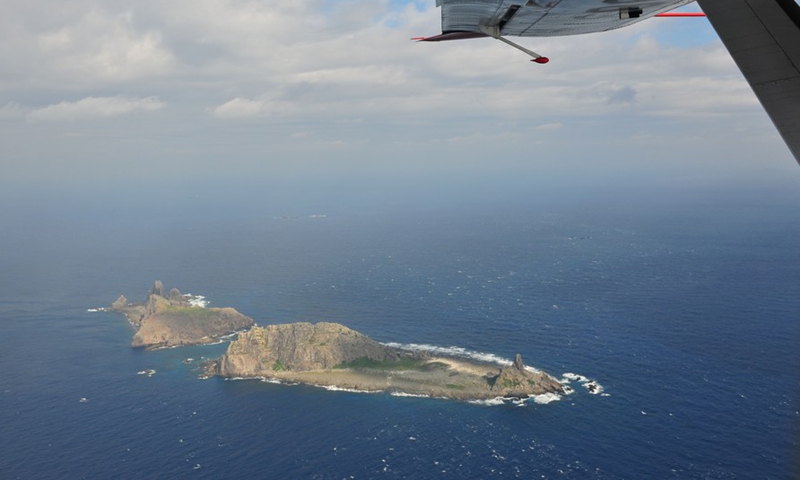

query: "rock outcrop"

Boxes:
[111, 281, 254, 349]
[213, 322, 564, 401]
[150, 280, 165, 298]
[218, 322, 407, 376]
[111, 295, 128, 310]
[167, 288, 184, 303]
[490, 354, 563, 397]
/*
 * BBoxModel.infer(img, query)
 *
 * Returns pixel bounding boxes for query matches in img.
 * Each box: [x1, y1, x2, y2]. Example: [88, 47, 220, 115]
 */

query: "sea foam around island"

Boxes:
[383, 343, 605, 406]
[382, 342, 540, 371]
[466, 392, 564, 407]
[183, 294, 209, 308]
[222, 343, 605, 406]
[561, 372, 605, 395]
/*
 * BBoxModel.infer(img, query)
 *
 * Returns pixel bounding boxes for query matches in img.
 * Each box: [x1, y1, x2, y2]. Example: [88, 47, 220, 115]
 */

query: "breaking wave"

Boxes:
[390, 391, 429, 398]
[532, 392, 562, 404]
[183, 294, 209, 308]
[219, 328, 250, 341]
[316, 385, 380, 394]
[561, 372, 605, 395]
[467, 393, 562, 407]
[383, 342, 528, 368]
[468, 397, 508, 407]
[562, 372, 589, 383]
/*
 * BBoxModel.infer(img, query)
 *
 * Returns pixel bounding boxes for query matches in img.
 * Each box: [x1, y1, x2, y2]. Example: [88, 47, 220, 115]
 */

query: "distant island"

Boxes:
[111, 281, 254, 349]
[110, 285, 566, 401]
[207, 322, 565, 400]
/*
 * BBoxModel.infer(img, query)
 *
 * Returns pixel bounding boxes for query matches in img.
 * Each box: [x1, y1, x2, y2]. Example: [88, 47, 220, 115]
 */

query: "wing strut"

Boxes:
[479, 26, 550, 64]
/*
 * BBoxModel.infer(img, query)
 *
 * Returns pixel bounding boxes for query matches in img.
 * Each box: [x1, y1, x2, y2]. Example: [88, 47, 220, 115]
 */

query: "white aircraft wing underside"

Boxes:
[696, 0, 800, 164]
[437, 0, 693, 37]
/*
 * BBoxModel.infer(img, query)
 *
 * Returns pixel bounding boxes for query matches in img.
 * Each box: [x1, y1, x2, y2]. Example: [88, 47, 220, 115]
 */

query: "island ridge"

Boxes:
[111, 280, 254, 349]
[111, 286, 564, 401]
[209, 322, 564, 400]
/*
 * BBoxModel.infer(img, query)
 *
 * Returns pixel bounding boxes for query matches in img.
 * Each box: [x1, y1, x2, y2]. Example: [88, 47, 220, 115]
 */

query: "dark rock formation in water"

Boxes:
[111, 281, 253, 349]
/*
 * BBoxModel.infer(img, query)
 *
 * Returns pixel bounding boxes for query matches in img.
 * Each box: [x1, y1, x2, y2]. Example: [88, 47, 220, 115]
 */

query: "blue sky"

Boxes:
[1, 0, 797, 193]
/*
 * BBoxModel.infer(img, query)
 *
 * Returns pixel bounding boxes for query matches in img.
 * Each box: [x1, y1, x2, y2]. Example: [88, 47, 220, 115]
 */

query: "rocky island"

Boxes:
[111, 281, 254, 349]
[208, 322, 564, 400]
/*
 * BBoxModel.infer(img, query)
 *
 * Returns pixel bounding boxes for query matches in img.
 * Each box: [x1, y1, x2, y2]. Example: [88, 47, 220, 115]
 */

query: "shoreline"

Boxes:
[109, 282, 254, 349]
[213, 354, 565, 401]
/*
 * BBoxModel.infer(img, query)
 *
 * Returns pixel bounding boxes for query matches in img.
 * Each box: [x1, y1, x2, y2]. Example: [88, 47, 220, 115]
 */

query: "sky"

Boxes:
[2, 0, 799, 195]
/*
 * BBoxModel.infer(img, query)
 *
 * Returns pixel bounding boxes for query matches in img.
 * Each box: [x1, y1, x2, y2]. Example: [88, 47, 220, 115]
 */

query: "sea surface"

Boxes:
[1, 177, 799, 479]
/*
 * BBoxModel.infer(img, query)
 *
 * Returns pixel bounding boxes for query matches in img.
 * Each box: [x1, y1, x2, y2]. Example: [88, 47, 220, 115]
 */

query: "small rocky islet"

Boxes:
[111, 280, 254, 349]
[112, 281, 565, 401]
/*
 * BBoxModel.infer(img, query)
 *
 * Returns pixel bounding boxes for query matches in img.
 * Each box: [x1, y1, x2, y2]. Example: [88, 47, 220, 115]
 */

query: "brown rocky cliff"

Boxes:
[218, 322, 400, 376]
[111, 295, 129, 310]
[131, 302, 253, 349]
[145, 294, 170, 317]
[112, 281, 254, 349]
[490, 354, 563, 397]
[149, 280, 165, 297]
[168, 288, 187, 304]
[212, 323, 565, 400]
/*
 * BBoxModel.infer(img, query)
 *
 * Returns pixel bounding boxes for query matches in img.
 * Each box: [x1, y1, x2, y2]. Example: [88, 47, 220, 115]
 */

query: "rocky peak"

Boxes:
[512, 354, 525, 371]
[149, 280, 165, 298]
[111, 295, 128, 309]
[168, 288, 183, 302]
[490, 353, 562, 397]
[145, 293, 169, 317]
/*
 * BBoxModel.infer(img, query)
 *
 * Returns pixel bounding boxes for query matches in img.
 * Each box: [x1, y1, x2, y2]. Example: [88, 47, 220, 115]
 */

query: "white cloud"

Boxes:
[533, 122, 563, 131]
[48, 10, 175, 82]
[0, 0, 794, 180]
[1, 1, 746, 122]
[26, 96, 164, 122]
[210, 97, 268, 118]
[209, 96, 302, 119]
[0, 102, 27, 120]
[1, 5, 175, 87]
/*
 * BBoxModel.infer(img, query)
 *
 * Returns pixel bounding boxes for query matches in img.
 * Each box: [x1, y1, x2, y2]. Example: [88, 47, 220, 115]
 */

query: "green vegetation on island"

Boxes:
[333, 357, 428, 371]
[111, 280, 254, 349]
[211, 322, 565, 401]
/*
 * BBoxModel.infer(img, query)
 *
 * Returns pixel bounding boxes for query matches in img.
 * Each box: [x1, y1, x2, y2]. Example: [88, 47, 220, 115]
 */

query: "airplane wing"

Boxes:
[435, 0, 694, 37]
[695, 0, 800, 165]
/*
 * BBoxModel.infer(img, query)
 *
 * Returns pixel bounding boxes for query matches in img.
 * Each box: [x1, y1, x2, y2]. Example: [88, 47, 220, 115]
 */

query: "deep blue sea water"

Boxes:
[1, 177, 799, 479]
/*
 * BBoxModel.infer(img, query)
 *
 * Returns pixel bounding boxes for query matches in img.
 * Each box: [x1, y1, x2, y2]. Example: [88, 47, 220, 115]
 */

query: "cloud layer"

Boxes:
[1, 0, 794, 182]
[26, 96, 164, 122]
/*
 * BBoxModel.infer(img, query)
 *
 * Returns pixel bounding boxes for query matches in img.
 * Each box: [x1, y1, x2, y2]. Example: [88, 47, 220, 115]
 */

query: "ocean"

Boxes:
[1, 175, 798, 479]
